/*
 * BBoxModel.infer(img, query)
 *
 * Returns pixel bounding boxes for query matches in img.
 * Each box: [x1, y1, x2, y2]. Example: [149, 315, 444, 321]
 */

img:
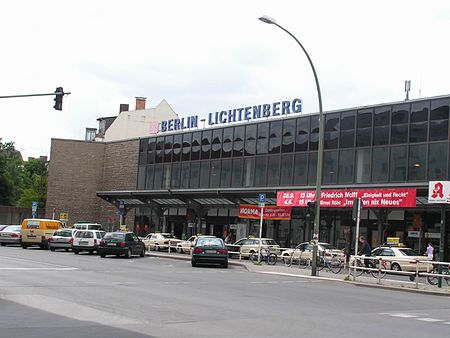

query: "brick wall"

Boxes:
[46, 139, 105, 225]
[99, 139, 139, 228]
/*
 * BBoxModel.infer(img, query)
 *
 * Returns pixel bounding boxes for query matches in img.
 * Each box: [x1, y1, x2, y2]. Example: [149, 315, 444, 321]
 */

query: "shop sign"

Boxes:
[428, 181, 450, 204]
[239, 204, 292, 220]
[160, 98, 302, 133]
[425, 232, 440, 239]
[277, 188, 416, 208]
[386, 237, 400, 245]
[408, 231, 421, 238]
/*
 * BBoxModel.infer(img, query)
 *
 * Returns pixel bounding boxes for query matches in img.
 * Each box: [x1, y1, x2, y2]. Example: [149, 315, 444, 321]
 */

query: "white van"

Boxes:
[73, 223, 103, 231]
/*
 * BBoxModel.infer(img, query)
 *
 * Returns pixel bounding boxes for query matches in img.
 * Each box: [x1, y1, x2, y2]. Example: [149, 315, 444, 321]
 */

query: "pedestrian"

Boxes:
[357, 236, 372, 269]
[425, 243, 434, 261]
[224, 232, 232, 244]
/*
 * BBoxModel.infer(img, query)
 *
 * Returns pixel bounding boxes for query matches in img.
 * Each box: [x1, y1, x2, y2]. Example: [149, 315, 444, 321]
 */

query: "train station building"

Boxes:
[45, 95, 450, 259]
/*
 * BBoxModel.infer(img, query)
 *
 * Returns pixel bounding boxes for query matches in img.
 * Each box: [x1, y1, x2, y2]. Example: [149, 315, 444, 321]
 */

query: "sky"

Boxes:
[1, 0, 449, 159]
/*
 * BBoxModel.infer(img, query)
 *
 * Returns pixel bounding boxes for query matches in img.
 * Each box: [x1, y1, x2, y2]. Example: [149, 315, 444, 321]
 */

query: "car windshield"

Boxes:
[320, 243, 338, 250]
[197, 238, 223, 247]
[54, 230, 71, 237]
[104, 233, 125, 240]
[398, 248, 419, 256]
[262, 239, 278, 246]
[4, 226, 20, 232]
[162, 234, 176, 239]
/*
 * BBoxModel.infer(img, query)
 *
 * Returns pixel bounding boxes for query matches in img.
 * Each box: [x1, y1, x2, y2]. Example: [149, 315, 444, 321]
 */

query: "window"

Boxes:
[254, 157, 267, 186]
[211, 129, 222, 159]
[267, 155, 280, 186]
[145, 165, 154, 189]
[294, 153, 307, 185]
[210, 160, 221, 188]
[164, 135, 173, 162]
[245, 125, 257, 156]
[201, 130, 212, 159]
[296, 117, 309, 152]
[171, 163, 181, 188]
[338, 149, 354, 183]
[324, 113, 339, 149]
[390, 146, 407, 181]
[355, 148, 371, 183]
[191, 132, 201, 161]
[189, 162, 200, 188]
[257, 123, 269, 154]
[173, 134, 182, 162]
[155, 137, 164, 163]
[428, 142, 447, 180]
[153, 164, 163, 189]
[182, 133, 192, 161]
[410, 101, 429, 143]
[372, 147, 388, 182]
[243, 158, 255, 187]
[180, 163, 190, 189]
[308, 152, 317, 185]
[233, 126, 245, 157]
[390, 104, 409, 144]
[137, 165, 146, 189]
[199, 161, 210, 188]
[323, 151, 338, 184]
[373, 107, 390, 146]
[269, 121, 282, 154]
[408, 144, 426, 181]
[139, 139, 147, 165]
[356, 109, 372, 147]
[162, 164, 171, 188]
[340, 111, 355, 148]
[231, 159, 243, 187]
[282, 119, 296, 153]
[430, 99, 449, 141]
[220, 160, 232, 187]
[222, 127, 233, 158]
[309, 116, 319, 151]
[280, 154, 294, 185]
[147, 138, 156, 164]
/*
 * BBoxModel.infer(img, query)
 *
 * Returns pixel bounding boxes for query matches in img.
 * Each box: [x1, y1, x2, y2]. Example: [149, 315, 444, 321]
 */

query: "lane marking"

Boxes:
[415, 318, 444, 322]
[388, 314, 419, 318]
[0, 267, 79, 271]
[0, 254, 78, 269]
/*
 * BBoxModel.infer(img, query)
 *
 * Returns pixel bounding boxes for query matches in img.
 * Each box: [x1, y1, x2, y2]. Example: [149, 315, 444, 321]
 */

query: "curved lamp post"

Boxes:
[259, 15, 324, 276]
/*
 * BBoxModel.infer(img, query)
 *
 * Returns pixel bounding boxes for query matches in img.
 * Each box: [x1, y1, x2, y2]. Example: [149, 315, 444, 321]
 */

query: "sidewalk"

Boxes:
[146, 251, 450, 296]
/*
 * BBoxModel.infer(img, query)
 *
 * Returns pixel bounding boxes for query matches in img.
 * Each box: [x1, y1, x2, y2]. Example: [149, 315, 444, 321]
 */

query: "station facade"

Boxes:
[47, 95, 450, 259]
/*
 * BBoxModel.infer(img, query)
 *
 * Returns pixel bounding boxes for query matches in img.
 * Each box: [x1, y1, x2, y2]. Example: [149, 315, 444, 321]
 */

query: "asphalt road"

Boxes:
[0, 245, 449, 338]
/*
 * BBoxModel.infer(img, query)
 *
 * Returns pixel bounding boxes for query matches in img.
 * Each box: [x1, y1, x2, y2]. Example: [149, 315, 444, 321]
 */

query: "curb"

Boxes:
[145, 252, 449, 296]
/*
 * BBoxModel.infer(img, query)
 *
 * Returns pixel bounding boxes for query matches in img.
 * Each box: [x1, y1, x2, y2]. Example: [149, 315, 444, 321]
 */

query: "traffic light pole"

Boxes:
[0, 91, 69, 99]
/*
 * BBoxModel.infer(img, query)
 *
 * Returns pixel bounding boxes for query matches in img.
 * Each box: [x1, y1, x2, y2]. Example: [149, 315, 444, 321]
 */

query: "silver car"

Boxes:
[49, 228, 78, 251]
[0, 225, 22, 246]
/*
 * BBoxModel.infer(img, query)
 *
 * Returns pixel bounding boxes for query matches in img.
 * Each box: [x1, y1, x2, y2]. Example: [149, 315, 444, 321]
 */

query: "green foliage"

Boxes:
[0, 140, 47, 208]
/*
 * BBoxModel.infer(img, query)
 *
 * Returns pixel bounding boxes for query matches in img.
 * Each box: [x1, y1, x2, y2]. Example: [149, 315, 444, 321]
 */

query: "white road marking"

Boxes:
[388, 313, 419, 318]
[0, 267, 79, 271]
[415, 318, 444, 322]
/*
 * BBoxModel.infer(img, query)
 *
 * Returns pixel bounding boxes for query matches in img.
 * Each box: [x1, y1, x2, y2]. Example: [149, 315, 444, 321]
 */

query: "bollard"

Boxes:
[377, 258, 382, 285]
[415, 259, 419, 289]
[168, 240, 171, 254]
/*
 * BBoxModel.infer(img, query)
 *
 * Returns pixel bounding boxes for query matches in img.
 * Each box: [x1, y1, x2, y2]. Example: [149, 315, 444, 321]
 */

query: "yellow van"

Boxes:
[21, 219, 62, 249]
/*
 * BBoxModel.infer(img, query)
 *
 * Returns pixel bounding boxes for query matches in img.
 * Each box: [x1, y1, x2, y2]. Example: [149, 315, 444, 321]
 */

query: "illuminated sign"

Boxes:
[160, 98, 302, 132]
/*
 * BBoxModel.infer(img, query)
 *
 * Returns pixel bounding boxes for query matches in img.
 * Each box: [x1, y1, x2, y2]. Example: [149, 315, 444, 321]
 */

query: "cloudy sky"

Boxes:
[1, 0, 449, 159]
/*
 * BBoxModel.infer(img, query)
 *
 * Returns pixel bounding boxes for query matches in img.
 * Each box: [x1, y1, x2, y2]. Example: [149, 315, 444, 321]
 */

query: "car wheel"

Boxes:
[65, 248, 69, 252]
[391, 263, 402, 271]
[21, 245, 27, 249]
[223, 261, 228, 268]
[88, 250, 93, 255]
[73, 249, 79, 254]
[50, 247, 55, 252]
[155, 245, 160, 251]
[140, 248, 145, 257]
[191, 260, 197, 267]
[0, 243, 6, 246]
[126, 249, 132, 258]
[100, 253, 106, 258]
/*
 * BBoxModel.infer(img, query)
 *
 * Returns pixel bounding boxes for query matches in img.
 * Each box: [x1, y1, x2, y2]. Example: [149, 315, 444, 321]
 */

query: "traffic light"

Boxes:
[53, 87, 64, 110]
[306, 201, 316, 218]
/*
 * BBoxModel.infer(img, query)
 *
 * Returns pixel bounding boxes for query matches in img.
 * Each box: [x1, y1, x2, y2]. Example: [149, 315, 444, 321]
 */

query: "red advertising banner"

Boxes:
[277, 188, 416, 208]
[239, 204, 292, 220]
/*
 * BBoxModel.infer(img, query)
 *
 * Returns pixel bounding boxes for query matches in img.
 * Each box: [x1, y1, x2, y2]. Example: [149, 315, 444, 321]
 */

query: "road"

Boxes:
[0, 246, 449, 338]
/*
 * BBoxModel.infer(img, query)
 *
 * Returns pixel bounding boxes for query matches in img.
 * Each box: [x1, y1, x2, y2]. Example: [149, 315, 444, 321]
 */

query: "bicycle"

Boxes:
[349, 256, 387, 278]
[317, 255, 344, 274]
[284, 249, 310, 268]
[426, 264, 450, 286]
[250, 247, 277, 265]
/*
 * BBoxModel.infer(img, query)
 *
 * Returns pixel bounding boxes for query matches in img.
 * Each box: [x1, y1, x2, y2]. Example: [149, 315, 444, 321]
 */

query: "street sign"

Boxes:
[259, 193, 266, 203]
[59, 212, 69, 221]
[31, 201, 38, 212]
[258, 202, 265, 208]
[118, 201, 125, 216]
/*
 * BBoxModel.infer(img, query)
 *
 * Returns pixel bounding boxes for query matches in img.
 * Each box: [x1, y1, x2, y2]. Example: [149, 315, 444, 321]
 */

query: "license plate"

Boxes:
[107, 243, 116, 246]
[80, 241, 88, 245]
[205, 250, 217, 254]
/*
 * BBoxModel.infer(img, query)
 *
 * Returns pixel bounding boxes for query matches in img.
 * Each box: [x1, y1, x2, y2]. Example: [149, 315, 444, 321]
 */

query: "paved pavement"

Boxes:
[148, 250, 450, 296]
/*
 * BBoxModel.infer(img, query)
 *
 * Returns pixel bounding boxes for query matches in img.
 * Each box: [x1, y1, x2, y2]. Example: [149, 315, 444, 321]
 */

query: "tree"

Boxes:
[17, 158, 48, 209]
[0, 140, 23, 205]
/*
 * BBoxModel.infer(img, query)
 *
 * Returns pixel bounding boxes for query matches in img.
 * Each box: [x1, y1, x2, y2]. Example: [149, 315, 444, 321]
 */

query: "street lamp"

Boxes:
[259, 15, 325, 276]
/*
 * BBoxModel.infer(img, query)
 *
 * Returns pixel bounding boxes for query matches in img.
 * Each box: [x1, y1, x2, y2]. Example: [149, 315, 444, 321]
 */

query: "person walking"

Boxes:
[358, 236, 372, 269]
[425, 243, 434, 261]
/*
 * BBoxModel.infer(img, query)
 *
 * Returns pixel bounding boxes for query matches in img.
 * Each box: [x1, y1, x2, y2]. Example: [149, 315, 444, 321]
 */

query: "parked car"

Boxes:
[48, 228, 78, 251]
[191, 237, 228, 268]
[370, 246, 432, 272]
[227, 237, 281, 258]
[99, 232, 146, 258]
[281, 242, 345, 262]
[176, 235, 216, 253]
[71, 230, 105, 254]
[0, 225, 11, 232]
[0, 225, 22, 246]
[145, 233, 181, 251]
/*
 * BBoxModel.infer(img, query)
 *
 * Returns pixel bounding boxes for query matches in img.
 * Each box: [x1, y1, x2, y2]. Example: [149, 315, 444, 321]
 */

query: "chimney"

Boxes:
[135, 97, 147, 110]
[119, 104, 129, 114]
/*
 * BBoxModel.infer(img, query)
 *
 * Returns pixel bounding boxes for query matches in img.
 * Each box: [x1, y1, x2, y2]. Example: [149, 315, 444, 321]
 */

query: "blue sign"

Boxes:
[259, 194, 266, 203]
[160, 98, 302, 133]
[118, 202, 125, 216]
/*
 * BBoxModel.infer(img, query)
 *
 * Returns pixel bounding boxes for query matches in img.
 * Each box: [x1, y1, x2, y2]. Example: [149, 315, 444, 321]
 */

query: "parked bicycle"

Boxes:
[426, 264, 450, 286]
[284, 249, 310, 268]
[317, 254, 344, 274]
[250, 247, 277, 265]
[349, 256, 388, 279]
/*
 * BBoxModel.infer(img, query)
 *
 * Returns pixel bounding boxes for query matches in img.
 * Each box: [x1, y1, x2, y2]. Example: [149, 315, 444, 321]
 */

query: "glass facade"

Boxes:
[137, 97, 450, 190]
